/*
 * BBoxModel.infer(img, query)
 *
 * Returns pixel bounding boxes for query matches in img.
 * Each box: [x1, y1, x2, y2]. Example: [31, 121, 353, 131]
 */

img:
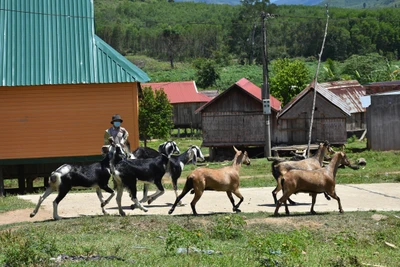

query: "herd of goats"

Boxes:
[29, 139, 359, 220]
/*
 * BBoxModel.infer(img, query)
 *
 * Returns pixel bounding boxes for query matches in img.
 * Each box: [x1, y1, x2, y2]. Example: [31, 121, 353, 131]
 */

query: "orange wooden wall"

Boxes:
[0, 83, 140, 160]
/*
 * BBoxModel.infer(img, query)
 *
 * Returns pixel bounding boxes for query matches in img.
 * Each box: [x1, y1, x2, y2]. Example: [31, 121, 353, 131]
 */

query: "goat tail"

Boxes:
[280, 177, 285, 188]
[182, 175, 194, 194]
[272, 161, 281, 180]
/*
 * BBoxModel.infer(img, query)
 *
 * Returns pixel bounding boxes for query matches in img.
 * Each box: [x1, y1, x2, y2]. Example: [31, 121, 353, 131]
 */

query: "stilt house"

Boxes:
[197, 78, 281, 160]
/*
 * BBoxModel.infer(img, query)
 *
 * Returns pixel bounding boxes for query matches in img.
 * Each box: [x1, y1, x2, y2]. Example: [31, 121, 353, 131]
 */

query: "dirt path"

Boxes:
[1, 183, 399, 225]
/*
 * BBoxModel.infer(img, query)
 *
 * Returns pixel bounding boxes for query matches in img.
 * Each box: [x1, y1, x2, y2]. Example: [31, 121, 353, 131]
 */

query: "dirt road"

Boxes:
[1, 183, 399, 225]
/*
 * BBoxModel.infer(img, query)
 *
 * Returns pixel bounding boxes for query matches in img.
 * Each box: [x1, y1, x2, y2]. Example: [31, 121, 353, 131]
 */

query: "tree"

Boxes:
[269, 58, 311, 106]
[342, 54, 400, 84]
[139, 87, 174, 147]
[193, 58, 220, 89]
[161, 26, 183, 68]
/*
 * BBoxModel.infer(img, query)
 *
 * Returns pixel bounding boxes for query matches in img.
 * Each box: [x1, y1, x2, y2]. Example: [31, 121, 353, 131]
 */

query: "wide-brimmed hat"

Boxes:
[111, 114, 123, 124]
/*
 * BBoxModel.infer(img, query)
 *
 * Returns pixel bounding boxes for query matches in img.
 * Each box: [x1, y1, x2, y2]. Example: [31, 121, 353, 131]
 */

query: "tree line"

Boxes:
[94, 0, 400, 65]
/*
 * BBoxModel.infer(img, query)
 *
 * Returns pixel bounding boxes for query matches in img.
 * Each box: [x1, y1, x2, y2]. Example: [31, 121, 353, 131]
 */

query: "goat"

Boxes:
[30, 148, 116, 220]
[110, 143, 173, 216]
[140, 145, 205, 205]
[131, 140, 180, 159]
[274, 151, 351, 216]
[271, 141, 333, 205]
[168, 146, 250, 216]
[129, 140, 185, 204]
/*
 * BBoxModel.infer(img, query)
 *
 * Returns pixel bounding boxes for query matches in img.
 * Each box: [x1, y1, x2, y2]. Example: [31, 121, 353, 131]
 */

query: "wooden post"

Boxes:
[18, 165, 25, 194]
[0, 166, 4, 197]
[27, 176, 34, 193]
[261, 12, 271, 158]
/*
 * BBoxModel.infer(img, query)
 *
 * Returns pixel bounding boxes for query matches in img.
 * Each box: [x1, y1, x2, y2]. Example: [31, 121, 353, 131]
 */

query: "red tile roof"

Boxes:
[235, 78, 281, 111]
[142, 81, 211, 104]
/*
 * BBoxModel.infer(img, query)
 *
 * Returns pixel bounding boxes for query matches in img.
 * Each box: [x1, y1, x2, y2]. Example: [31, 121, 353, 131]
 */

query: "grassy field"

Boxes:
[1, 211, 400, 266]
[1, 138, 399, 266]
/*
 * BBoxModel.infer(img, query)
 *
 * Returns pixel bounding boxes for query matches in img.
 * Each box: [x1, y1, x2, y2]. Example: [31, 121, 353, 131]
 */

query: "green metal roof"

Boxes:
[0, 0, 150, 86]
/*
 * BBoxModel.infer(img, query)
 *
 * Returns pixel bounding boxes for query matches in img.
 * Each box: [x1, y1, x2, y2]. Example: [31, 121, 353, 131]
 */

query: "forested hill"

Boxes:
[174, 0, 400, 7]
[94, 0, 400, 65]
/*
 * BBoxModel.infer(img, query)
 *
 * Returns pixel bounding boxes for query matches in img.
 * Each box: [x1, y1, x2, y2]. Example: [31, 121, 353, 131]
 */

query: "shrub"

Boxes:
[165, 223, 209, 255]
[211, 215, 246, 240]
[0, 230, 58, 266]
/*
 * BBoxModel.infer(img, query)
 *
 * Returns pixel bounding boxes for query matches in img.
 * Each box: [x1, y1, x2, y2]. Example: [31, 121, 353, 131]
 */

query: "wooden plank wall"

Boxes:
[202, 112, 265, 146]
[173, 102, 204, 129]
[0, 83, 140, 160]
[276, 91, 348, 145]
[368, 94, 400, 150]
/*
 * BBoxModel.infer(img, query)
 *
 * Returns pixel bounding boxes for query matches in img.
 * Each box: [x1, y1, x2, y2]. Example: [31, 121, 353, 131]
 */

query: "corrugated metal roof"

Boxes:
[321, 80, 366, 113]
[197, 78, 282, 113]
[0, 0, 149, 86]
[278, 79, 351, 119]
[364, 80, 400, 95]
[200, 90, 219, 99]
[235, 78, 281, 111]
[143, 81, 211, 104]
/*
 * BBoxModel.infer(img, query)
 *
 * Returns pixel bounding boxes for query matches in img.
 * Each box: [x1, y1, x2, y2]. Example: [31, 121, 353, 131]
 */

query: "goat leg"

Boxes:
[310, 193, 317, 215]
[52, 186, 71, 220]
[231, 190, 244, 213]
[30, 187, 54, 218]
[169, 189, 190, 214]
[274, 201, 282, 216]
[96, 187, 115, 215]
[190, 190, 203, 216]
[227, 192, 237, 212]
[115, 185, 126, 216]
[284, 200, 290, 215]
[147, 189, 165, 205]
[287, 197, 297, 205]
[328, 191, 344, 213]
[129, 189, 148, 213]
[139, 184, 149, 203]
[272, 187, 278, 205]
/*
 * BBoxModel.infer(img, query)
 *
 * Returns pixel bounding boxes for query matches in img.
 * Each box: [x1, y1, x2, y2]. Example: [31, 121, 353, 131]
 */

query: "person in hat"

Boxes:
[103, 114, 130, 155]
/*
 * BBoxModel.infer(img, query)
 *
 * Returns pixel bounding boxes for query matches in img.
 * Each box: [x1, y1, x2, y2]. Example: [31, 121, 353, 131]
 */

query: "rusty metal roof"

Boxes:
[0, 0, 149, 86]
[143, 81, 211, 104]
[321, 80, 366, 113]
[278, 79, 351, 119]
[364, 80, 400, 95]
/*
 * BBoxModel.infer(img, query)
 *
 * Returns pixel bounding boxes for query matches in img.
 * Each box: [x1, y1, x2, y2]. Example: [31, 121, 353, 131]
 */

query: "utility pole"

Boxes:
[261, 12, 271, 158]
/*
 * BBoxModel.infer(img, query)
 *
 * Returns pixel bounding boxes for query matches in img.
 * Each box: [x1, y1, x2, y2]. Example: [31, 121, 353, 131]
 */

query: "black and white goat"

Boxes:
[140, 145, 205, 205]
[130, 141, 180, 159]
[30, 148, 115, 220]
[110, 143, 175, 215]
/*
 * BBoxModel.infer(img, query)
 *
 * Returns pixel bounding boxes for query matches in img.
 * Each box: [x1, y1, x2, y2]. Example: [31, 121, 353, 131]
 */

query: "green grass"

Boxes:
[1, 138, 399, 266]
[0, 196, 35, 213]
[1, 211, 400, 266]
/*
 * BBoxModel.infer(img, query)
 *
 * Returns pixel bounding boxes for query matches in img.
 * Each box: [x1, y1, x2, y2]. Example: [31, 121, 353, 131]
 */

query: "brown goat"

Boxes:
[274, 151, 351, 216]
[168, 146, 250, 215]
[271, 141, 333, 204]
